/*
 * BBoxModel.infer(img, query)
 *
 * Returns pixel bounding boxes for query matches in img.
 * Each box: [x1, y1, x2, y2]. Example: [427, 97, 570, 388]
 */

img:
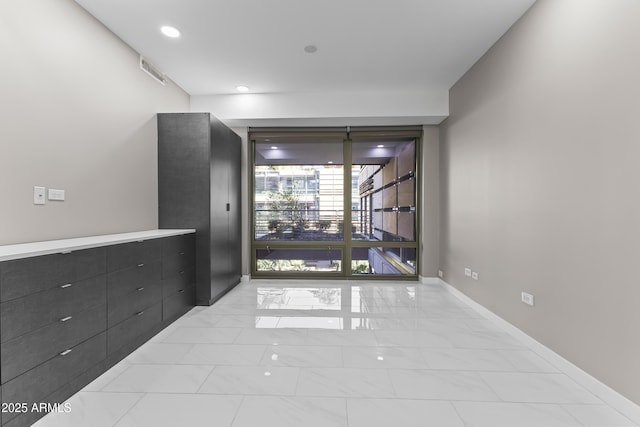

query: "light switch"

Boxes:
[34, 186, 46, 205]
[48, 189, 65, 201]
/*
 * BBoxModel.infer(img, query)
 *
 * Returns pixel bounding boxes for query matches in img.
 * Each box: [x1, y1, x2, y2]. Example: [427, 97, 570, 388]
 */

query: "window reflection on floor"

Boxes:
[253, 283, 420, 329]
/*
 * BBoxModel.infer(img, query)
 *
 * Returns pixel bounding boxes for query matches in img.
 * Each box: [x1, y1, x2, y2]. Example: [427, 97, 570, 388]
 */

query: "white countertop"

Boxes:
[0, 229, 196, 262]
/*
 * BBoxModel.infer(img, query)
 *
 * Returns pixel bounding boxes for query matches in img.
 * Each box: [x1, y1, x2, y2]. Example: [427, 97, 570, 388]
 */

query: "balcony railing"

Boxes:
[255, 209, 351, 240]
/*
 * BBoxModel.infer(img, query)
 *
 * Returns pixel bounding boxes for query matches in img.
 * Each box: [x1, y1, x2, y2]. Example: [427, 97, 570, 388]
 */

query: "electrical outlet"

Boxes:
[438, 270, 443, 278]
[464, 268, 471, 277]
[471, 271, 479, 280]
[33, 186, 46, 205]
[521, 292, 534, 306]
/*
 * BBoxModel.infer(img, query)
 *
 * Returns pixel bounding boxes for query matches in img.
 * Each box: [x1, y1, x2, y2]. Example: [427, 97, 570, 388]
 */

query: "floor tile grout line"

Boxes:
[194, 365, 218, 394]
[227, 395, 246, 427]
[448, 400, 472, 427]
[94, 363, 134, 392]
[109, 391, 147, 427]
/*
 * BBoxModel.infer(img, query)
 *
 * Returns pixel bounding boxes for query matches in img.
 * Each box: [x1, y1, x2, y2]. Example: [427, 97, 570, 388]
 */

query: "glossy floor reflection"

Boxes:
[35, 280, 637, 427]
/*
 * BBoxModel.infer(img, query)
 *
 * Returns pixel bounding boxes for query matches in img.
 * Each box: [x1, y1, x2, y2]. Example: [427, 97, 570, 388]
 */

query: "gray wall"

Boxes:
[230, 126, 250, 277]
[440, 0, 640, 404]
[0, 0, 190, 245]
[420, 126, 440, 278]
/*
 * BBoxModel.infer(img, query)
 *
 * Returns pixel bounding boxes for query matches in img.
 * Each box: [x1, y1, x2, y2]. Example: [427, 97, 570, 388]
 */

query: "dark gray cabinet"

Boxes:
[158, 113, 242, 305]
[0, 248, 107, 426]
[0, 231, 195, 426]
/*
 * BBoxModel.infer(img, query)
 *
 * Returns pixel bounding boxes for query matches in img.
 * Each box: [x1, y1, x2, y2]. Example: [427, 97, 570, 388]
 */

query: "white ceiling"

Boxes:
[74, 0, 536, 125]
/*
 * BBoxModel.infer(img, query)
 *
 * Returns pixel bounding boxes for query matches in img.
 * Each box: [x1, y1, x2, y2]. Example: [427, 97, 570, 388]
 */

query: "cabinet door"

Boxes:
[210, 117, 241, 302]
[209, 118, 231, 302]
[158, 113, 212, 305]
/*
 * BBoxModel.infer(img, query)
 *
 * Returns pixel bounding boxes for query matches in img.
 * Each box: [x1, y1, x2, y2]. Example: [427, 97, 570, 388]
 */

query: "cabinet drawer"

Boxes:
[107, 260, 162, 303]
[161, 234, 195, 258]
[107, 302, 161, 355]
[162, 269, 195, 297]
[1, 306, 106, 383]
[1, 332, 106, 424]
[0, 247, 106, 302]
[1, 275, 106, 343]
[108, 282, 162, 328]
[107, 239, 162, 272]
[162, 252, 195, 279]
[163, 285, 195, 322]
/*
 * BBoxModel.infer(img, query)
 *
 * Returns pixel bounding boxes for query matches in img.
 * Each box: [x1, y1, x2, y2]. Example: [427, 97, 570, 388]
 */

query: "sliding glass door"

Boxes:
[250, 127, 420, 279]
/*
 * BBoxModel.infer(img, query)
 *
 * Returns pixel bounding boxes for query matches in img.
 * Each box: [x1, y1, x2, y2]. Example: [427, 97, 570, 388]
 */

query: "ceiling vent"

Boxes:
[139, 56, 166, 86]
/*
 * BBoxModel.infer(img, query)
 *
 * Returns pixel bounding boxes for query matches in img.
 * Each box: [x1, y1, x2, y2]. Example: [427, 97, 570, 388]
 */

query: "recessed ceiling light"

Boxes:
[304, 45, 318, 54]
[236, 85, 249, 92]
[327, 161, 334, 164]
[160, 25, 181, 38]
[377, 144, 385, 148]
[270, 146, 278, 150]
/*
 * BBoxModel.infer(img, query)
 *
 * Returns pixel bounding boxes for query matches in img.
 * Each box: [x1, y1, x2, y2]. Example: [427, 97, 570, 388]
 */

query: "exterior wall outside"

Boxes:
[0, 0, 190, 245]
[440, 0, 640, 405]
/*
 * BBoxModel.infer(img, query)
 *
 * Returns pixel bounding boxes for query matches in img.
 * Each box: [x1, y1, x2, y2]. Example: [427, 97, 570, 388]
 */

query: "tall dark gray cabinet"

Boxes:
[158, 113, 242, 305]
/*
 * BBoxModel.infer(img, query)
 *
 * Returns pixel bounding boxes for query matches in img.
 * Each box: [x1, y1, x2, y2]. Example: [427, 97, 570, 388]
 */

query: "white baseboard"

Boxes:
[241, 274, 251, 283]
[419, 276, 441, 285]
[435, 279, 640, 425]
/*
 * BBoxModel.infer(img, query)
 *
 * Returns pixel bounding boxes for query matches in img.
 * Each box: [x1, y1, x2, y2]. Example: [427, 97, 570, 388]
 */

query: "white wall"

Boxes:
[0, 0, 190, 245]
[191, 89, 448, 127]
[440, 0, 640, 405]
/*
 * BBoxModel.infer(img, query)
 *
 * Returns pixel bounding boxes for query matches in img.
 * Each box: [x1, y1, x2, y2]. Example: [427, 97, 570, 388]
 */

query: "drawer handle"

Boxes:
[178, 289, 185, 293]
[60, 349, 72, 356]
[179, 252, 185, 256]
[137, 263, 145, 268]
[179, 270, 185, 275]
[136, 287, 145, 292]
[60, 283, 73, 289]
[59, 316, 73, 322]
[136, 311, 144, 316]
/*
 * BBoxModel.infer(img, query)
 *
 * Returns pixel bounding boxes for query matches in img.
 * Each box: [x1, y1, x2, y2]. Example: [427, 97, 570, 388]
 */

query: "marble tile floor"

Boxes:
[35, 280, 637, 427]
